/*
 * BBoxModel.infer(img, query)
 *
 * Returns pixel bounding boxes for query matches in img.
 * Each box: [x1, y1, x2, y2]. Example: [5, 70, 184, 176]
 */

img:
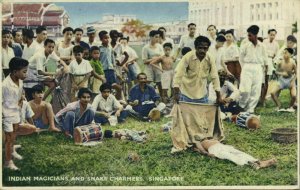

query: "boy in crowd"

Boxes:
[119, 36, 140, 90]
[72, 28, 90, 50]
[175, 23, 197, 59]
[127, 73, 165, 121]
[22, 29, 39, 61]
[92, 83, 128, 125]
[29, 85, 61, 132]
[70, 45, 93, 101]
[271, 48, 297, 112]
[35, 26, 47, 49]
[142, 30, 164, 97]
[150, 43, 175, 104]
[83, 47, 90, 60]
[55, 88, 95, 138]
[2, 30, 15, 77]
[2, 57, 28, 170]
[99, 30, 122, 100]
[89, 46, 106, 94]
[12, 29, 24, 49]
[207, 25, 218, 46]
[55, 27, 74, 65]
[9, 32, 23, 58]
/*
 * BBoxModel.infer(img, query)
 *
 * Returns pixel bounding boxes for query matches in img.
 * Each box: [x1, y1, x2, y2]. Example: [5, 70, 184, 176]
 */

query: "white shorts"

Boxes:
[161, 70, 174, 89]
[144, 64, 162, 83]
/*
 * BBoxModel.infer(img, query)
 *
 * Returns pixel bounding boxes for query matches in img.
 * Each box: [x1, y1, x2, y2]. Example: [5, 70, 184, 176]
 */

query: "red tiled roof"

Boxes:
[43, 11, 63, 17]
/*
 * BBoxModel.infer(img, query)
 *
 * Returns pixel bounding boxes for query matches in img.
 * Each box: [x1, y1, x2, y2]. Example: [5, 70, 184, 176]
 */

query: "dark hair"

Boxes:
[31, 84, 44, 94]
[98, 30, 108, 40]
[163, 42, 172, 49]
[268, 29, 277, 34]
[119, 36, 129, 42]
[36, 26, 46, 34]
[2, 29, 11, 36]
[225, 29, 234, 36]
[188, 23, 196, 28]
[104, 130, 113, 138]
[218, 29, 226, 36]
[63, 27, 74, 34]
[158, 27, 166, 32]
[194, 35, 211, 47]
[12, 29, 22, 38]
[285, 48, 294, 55]
[287, 35, 297, 43]
[207, 25, 216, 31]
[149, 30, 160, 37]
[181, 47, 192, 56]
[22, 29, 34, 39]
[109, 30, 119, 38]
[100, 83, 112, 92]
[73, 45, 84, 53]
[73, 28, 84, 34]
[77, 88, 92, 98]
[257, 37, 264, 42]
[137, 72, 147, 80]
[44, 39, 55, 46]
[9, 57, 29, 72]
[216, 35, 226, 42]
[90, 46, 100, 53]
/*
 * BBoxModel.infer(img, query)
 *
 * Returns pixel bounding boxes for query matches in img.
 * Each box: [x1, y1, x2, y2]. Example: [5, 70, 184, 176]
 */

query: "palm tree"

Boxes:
[121, 19, 152, 41]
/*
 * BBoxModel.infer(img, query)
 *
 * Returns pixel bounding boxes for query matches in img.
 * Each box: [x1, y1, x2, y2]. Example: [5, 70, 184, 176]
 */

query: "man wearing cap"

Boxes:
[239, 25, 268, 114]
[86, 26, 101, 48]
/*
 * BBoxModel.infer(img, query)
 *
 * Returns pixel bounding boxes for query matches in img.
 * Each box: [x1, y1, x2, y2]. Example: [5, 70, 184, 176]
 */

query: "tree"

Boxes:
[121, 19, 152, 40]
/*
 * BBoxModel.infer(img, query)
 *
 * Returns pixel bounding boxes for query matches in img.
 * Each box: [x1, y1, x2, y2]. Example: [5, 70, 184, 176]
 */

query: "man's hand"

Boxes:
[132, 100, 139, 106]
[216, 97, 226, 105]
[223, 97, 232, 104]
[115, 110, 121, 117]
[103, 112, 110, 118]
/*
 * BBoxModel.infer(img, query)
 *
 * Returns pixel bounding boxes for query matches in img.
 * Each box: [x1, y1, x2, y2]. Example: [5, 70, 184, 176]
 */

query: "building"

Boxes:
[2, 3, 70, 37]
[188, 0, 300, 40]
[82, 14, 137, 35]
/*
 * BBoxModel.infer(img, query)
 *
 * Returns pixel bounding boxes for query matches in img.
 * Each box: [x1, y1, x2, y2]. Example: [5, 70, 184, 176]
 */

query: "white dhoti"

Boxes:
[239, 64, 263, 113]
[208, 143, 258, 166]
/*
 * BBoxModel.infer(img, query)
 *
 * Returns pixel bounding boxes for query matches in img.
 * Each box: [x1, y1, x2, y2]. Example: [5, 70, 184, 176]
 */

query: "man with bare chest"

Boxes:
[271, 48, 297, 112]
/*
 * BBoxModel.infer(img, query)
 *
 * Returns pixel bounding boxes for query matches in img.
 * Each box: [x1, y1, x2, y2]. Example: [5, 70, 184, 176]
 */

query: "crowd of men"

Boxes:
[2, 22, 297, 170]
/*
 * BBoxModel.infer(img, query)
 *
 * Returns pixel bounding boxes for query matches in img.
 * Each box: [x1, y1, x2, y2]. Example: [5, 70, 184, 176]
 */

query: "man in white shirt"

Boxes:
[22, 29, 40, 61]
[86, 26, 101, 48]
[239, 25, 268, 113]
[175, 23, 197, 59]
[35, 26, 47, 49]
[208, 35, 226, 71]
[92, 83, 128, 125]
[207, 25, 217, 47]
[2, 30, 15, 77]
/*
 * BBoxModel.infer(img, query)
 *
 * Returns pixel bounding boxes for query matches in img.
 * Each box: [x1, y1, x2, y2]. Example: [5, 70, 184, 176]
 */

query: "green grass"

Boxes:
[2, 90, 298, 187]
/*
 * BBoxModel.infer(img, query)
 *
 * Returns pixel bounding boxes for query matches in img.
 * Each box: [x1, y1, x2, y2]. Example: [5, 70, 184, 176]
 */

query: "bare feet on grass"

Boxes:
[258, 158, 277, 169]
[49, 126, 61, 132]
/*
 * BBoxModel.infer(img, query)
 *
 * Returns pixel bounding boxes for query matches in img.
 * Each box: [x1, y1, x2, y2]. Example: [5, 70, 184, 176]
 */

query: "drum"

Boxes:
[73, 124, 103, 144]
[235, 112, 260, 129]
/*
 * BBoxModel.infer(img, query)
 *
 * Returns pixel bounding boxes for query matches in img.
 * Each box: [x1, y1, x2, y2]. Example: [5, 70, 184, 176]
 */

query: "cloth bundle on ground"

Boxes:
[114, 129, 147, 143]
[74, 123, 103, 145]
[170, 102, 224, 152]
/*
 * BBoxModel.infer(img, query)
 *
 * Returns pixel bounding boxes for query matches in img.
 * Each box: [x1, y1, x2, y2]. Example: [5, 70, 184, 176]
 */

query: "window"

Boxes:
[256, 4, 260, 8]
[251, 4, 254, 9]
[258, 14, 260, 21]
[268, 3, 272, 8]
[275, 2, 278, 7]
[269, 13, 272, 20]
[262, 3, 266, 8]
[264, 13, 266, 20]
[276, 13, 279, 19]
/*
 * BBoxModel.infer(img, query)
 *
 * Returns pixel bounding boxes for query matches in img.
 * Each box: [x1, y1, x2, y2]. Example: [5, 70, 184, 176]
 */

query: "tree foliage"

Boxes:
[121, 19, 153, 38]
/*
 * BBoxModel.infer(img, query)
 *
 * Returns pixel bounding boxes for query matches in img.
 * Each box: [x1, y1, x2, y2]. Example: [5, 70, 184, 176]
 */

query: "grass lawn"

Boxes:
[2, 89, 298, 187]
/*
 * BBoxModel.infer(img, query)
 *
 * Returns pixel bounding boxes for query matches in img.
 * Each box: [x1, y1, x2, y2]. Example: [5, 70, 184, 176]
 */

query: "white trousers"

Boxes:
[208, 143, 258, 166]
[239, 64, 263, 113]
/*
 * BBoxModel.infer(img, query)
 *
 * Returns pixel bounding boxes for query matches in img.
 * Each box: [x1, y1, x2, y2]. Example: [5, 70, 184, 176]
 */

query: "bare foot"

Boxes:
[257, 158, 277, 169]
[48, 127, 61, 132]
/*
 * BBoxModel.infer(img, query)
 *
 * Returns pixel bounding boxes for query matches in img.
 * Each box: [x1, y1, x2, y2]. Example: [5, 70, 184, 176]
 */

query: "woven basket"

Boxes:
[271, 127, 297, 143]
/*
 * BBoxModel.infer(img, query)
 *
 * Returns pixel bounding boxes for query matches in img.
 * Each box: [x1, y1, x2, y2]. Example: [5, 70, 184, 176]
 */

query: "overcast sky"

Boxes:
[56, 2, 188, 27]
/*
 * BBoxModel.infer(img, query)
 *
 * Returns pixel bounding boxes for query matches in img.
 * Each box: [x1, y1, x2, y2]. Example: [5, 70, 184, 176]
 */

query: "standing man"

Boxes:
[72, 28, 90, 50]
[86, 26, 101, 48]
[158, 27, 174, 47]
[171, 35, 224, 154]
[239, 25, 268, 114]
[175, 23, 197, 59]
[35, 26, 47, 49]
[207, 25, 218, 46]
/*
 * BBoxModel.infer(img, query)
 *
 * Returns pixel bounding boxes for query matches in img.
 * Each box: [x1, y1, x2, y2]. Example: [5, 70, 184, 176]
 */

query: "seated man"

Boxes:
[127, 72, 165, 121]
[208, 70, 241, 115]
[29, 85, 61, 132]
[55, 88, 95, 138]
[92, 83, 128, 125]
[271, 48, 297, 112]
